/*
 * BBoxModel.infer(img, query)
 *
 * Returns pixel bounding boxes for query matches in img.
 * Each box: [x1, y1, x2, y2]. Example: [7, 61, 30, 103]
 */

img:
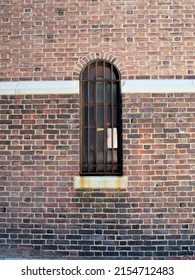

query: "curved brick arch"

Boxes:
[73, 52, 128, 80]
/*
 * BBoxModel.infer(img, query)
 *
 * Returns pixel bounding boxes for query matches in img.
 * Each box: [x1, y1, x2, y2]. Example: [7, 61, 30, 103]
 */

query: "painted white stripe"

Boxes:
[121, 79, 195, 93]
[0, 81, 79, 95]
[0, 80, 195, 95]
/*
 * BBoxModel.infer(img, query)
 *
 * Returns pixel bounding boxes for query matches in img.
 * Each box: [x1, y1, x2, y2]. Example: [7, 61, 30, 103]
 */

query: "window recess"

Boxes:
[80, 60, 122, 176]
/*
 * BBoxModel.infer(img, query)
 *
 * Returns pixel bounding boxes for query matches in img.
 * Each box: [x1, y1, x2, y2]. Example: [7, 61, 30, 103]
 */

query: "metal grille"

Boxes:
[80, 60, 122, 175]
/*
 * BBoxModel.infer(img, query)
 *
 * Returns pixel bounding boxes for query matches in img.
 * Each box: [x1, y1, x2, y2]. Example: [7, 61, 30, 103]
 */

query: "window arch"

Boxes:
[80, 60, 122, 175]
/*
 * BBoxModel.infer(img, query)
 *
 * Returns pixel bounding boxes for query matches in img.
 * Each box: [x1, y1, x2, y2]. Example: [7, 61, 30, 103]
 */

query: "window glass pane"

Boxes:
[89, 107, 94, 126]
[97, 106, 104, 127]
[89, 82, 95, 102]
[97, 130, 104, 150]
[113, 164, 120, 172]
[107, 105, 112, 127]
[89, 62, 96, 80]
[113, 82, 118, 103]
[89, 128, 95, 149]
[97, 61, 104, 78]
[82, 165, 88, 172]
[97, 165, 104, 172]
[107, 150, 112, 163]
[89, 150, 95, 163]
[105, 62, 112, 80]
[97, 81, 104, 103]
[84, 151, 88, 164]
[97, 151, 104, 163]
[113, 149, 118, 163]
[113, 106, 118, 126]
[84, 107, 95, 126]
[106, 151, 118, 164]
[105, 82, 111, 103]
[89, 165, 96, 172]
[107, 165, 112, 172]
[105, 82, 119, 103]
[84, 128, 88, 149]
[84, 106, 88, 126]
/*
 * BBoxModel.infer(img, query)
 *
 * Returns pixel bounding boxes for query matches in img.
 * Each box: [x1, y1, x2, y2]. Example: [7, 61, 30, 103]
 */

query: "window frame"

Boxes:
[80, 59, 122, 176]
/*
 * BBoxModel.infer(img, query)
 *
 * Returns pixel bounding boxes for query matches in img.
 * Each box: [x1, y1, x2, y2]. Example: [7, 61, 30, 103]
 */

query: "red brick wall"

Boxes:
[0, 92, 195, 259]
[1, 0, 195, 81]
[1, 0, 195, 259]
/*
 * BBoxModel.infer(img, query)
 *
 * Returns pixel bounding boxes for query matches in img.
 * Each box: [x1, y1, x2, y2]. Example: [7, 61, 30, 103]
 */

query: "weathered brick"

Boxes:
[1, 2, 195, 80]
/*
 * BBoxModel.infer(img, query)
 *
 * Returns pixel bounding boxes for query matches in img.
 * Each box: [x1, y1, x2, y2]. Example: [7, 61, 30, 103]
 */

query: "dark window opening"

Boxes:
[80, 60, 122, 175]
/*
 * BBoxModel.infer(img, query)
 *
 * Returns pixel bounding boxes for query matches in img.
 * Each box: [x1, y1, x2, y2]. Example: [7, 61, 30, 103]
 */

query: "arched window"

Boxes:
[80, 60, 122, 175]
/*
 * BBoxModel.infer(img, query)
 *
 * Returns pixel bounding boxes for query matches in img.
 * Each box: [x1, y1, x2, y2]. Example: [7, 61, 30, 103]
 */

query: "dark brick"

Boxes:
[128, 252, 144, 257]
[42, 245, 57, 250]
[18, 234, 33, 239]
[79, 251, 94, 257]
[164, 128, 179, 133]
[103, 251, 119, 257]
[0, 234, 9, 238]
[153, 251, 169, 257]
[66, 235, 82, 240]
[42, 235, 57, 239]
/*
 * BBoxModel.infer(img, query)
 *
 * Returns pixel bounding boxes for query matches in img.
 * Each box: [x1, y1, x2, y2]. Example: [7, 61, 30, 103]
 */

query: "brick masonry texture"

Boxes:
[0, 93, 195, 259]
[1, 0, 195, 81]
[1, 0, 195, 260]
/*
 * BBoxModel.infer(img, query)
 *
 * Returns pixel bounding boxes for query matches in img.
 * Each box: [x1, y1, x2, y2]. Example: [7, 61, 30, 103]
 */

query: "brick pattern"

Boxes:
[1, 0, 195, 81]
[0, 93, 195, 259]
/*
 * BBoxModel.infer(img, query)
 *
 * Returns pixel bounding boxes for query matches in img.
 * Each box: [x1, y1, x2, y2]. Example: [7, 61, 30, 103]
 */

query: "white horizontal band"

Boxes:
[0, 80, 195, 95]
[0, 81, 79, 95]
[121, 79, 195, 93]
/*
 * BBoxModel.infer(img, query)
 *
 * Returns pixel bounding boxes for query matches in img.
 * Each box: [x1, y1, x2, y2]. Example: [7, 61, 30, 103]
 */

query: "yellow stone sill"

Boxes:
[74, 176, 128, 190]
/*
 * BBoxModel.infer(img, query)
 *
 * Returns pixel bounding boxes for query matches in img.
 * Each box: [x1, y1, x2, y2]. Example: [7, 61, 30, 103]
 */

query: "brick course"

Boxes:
[0, 92, 195, 259]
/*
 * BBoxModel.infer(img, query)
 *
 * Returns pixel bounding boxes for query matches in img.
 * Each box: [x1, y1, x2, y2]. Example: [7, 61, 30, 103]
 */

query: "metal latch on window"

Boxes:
[107, 128, 118, 149]
[97, 128, 104, 132]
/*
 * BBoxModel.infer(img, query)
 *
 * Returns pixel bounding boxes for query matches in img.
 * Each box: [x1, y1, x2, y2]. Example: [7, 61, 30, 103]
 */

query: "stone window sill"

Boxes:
[74, 176, 127, 190]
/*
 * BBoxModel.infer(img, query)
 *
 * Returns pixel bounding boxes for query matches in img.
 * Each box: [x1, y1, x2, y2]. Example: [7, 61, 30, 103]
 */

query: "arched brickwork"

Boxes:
[73, 52, 128, 80]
